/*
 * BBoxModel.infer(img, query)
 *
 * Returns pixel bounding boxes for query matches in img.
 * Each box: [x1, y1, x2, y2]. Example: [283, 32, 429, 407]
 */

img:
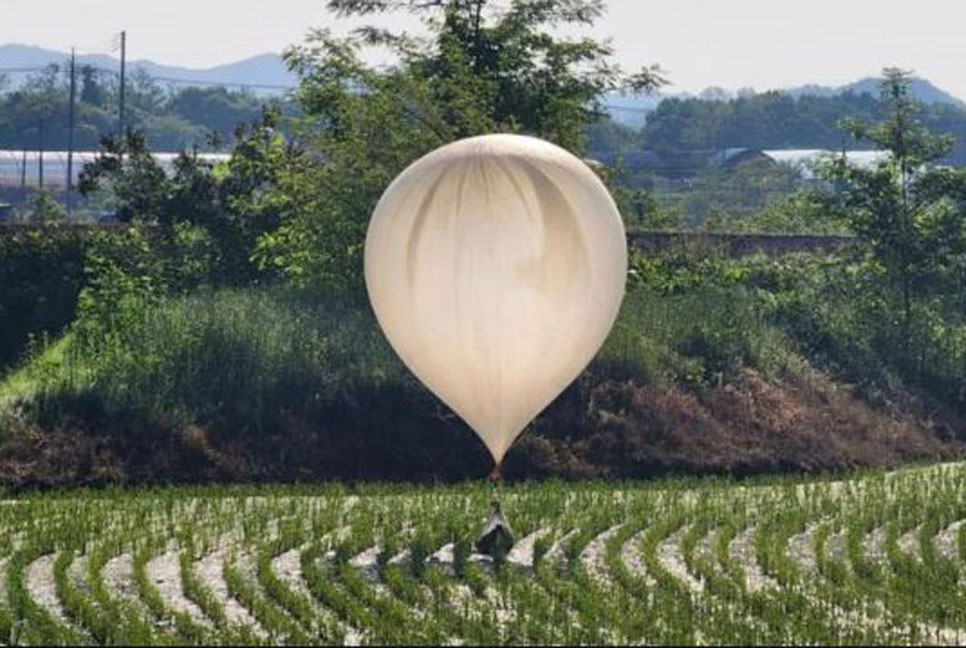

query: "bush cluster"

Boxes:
[0, 226, 85, 371]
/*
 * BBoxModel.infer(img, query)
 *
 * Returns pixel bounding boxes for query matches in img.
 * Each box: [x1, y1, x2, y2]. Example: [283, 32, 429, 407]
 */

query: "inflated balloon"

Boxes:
[365, 134, 627, 466]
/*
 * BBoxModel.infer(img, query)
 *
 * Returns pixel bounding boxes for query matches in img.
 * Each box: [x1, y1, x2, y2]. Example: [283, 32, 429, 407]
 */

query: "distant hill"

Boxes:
[784, 77, 966, 108]
[605, 77, 966, 127]
[0, 44, 297, 92]
[5, 44, 964, 119]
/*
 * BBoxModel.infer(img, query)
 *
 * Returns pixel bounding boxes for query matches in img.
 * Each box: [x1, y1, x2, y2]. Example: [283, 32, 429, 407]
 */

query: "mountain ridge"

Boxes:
[784, 77, 965, 107]
[4, 44, 963, 120]
[606, 77, 966, 127]
[0, 43, 297, 90]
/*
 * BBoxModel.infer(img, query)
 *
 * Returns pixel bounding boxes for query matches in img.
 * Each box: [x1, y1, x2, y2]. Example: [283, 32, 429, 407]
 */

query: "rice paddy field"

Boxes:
[2, 463, 966, 645]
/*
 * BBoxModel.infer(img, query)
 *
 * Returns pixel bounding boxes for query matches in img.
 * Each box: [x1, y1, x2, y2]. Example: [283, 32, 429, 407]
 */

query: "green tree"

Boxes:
[828, 68, 966, 342]
[78, 117, 298, 287]
[12, 188, 67, 224]
[168, 87, 265, 141]
[255, 0, 664, 287]
[79, 65, 105, 107]
[635, 86, 966, 164]
[0, 67, 281, 152]
[79, 130, 169, 224]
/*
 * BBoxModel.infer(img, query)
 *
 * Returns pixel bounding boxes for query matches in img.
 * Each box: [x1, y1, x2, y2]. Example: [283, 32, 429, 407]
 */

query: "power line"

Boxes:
[67, 48, 76, 214]
[118, 31, 126, 138]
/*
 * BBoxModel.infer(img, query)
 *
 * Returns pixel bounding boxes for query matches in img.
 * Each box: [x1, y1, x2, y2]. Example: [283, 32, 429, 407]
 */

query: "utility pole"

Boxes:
[118, 30, 126, 143]
[67, 47, 77, 215]
[20, 149, 26, 191]
[472, 0, 484, 72]
[38, 121, 44, 189]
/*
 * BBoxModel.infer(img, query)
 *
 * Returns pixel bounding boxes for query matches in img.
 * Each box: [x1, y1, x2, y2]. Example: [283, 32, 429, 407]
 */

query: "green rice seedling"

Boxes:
[85, 537, 166, 645]
[255, 543, 342, 644]
[223, 551, 312, 646]
[178, 548, 262, 646]
[133, 540, 215, 644]
[5, 463, 966, 644]
[52, 548, 112, 644]
[6, 543, 86, 645]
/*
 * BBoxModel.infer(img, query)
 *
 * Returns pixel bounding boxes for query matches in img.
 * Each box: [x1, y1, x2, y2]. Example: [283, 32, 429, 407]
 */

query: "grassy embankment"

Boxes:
[1, 246, 960, 487]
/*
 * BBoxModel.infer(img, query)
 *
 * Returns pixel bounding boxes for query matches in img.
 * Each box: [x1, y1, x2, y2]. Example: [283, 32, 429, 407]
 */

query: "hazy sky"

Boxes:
[5, 0, 966, 96]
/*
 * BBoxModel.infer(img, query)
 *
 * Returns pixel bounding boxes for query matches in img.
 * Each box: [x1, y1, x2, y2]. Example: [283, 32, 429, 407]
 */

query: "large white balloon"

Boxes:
[365, 134, 627, 465]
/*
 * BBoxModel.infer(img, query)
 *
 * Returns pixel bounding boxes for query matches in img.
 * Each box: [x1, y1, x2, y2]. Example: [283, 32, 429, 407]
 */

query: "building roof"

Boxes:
[760, 149, 890, 179]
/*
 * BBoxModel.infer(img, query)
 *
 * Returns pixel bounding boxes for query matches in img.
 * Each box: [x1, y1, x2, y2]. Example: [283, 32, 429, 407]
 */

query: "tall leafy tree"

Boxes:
[828, 68, 966, 344]
[255, 0, 664, 286]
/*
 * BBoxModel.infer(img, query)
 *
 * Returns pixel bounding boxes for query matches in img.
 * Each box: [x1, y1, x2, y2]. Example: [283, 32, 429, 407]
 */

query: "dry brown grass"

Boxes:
[2, 364, 961, 490]
[508, 365, 960, 480]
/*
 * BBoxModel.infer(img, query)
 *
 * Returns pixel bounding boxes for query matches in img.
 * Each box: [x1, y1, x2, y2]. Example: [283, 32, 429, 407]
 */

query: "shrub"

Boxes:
[0, 226, 85, 373]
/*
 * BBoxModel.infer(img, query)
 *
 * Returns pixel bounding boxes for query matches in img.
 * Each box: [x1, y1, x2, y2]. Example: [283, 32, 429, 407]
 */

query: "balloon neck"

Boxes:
[488, 462, 503, 486]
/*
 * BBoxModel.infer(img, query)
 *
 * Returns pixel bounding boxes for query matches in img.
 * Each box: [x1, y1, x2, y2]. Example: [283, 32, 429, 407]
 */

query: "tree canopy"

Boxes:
[614, 88, 966, 165]
[253, 0, 664, 286]
[0, 65, 278, 152]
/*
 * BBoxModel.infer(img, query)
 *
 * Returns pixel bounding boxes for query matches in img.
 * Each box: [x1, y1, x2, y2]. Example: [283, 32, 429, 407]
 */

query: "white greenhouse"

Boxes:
[0, 150, 230, 188]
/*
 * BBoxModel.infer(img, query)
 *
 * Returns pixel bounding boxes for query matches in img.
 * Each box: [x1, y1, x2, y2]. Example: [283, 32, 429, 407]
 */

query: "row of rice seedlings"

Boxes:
[595, 492, 684, 643]
[178, 516, 270, 646]
[256, 539, 344, 642]
[749, 509, 855, 644]
[85, 528, 168, 644]
[567, 492, 689, 642]
[393, 493, 513, 644]
[327, 497, 457, 644]
[52, 547, 121, 645]
[499, 497, 586, 645]
[811, 498, 911, 641]
[178, 548, 234, 638]
[5, 537, 87, 645]
[828, 472, 965, 641]
[877, 493, 966, 638]
[132, 534, 216, 644]
[93, 498, 200, 645]
[223, 548, 313, 645]
[676, 501, 768, 644]
[0, 512, 18, 646]
[794, 470, 961, 643]
[671, 493, 785, 645]
[4, 464, 966, 644]
[564, 512, 642, 643]
[228, 500, 337, 643]
[6, 496, 179, 645]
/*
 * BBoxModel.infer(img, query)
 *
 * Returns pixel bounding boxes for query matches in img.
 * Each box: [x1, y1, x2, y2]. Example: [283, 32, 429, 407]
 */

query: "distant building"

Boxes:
[756, 149, 890, 179]
[0, 150, 231, 189]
